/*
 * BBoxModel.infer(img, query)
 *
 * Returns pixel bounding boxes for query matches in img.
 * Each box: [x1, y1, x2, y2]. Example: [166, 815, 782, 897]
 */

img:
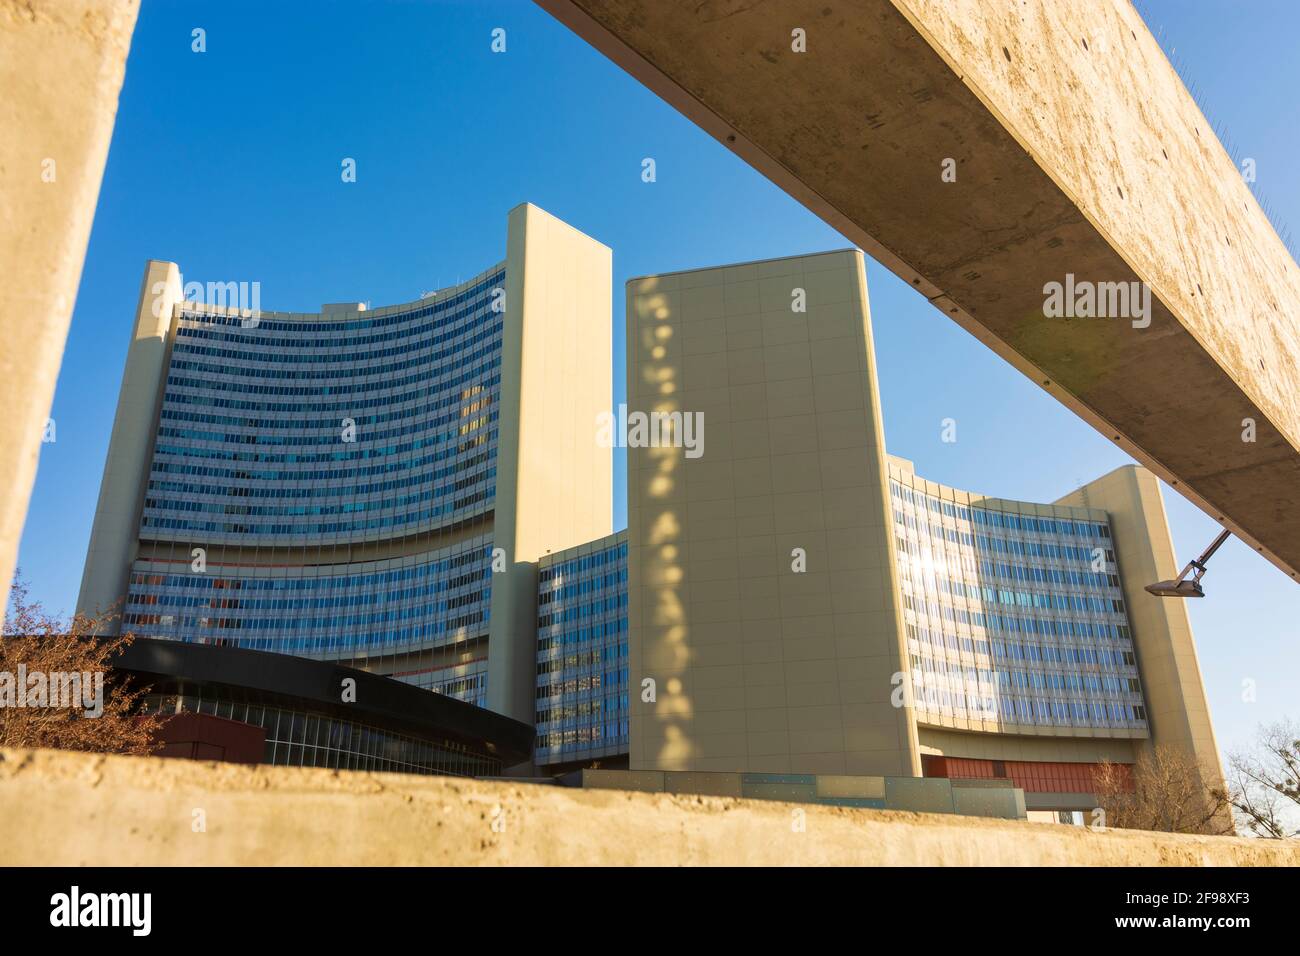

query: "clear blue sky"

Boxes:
[16, 0, 1299, 761]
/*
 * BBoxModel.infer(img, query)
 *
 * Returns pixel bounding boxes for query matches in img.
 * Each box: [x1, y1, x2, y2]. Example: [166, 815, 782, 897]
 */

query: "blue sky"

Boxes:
[17, 0, 1299, 759]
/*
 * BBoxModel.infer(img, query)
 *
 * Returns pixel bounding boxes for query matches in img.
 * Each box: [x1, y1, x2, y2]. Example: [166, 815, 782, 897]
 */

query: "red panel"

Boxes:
[923, 754, 1133, 793]
[150, 712, 265, 765]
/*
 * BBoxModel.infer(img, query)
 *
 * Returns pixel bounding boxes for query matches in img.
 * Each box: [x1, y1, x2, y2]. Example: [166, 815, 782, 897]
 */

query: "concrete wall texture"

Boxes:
[536, 0, 1300, 581]
[0, 0, 139, 615]
[1, 747, 1294, 865]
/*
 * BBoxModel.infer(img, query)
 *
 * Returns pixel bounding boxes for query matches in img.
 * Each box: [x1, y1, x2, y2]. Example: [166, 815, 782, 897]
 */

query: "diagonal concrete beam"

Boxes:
[536, 0, 1300, 581]
[0, 0, 140, 614]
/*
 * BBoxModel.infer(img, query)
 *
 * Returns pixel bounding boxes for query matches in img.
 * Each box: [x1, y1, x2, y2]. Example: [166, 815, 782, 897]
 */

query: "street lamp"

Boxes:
[1144, 529, 1231, 599]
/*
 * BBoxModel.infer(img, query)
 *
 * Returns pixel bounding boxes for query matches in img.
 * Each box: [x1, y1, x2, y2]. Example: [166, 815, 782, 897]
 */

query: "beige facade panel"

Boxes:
[78, 260, 181, 629]
[536, 0, 1300, 582]
[487, 203, 614, 725]
[627, 249, 919, 776]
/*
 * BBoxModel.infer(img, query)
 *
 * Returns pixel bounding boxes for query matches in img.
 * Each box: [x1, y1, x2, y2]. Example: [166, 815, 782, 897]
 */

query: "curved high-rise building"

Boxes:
[79, 204, 613, 759]
[889, 455, 1145, 737]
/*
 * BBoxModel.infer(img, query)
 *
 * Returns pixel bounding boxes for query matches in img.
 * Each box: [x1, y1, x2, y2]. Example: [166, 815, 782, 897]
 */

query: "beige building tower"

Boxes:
[626, 249, 919, 776]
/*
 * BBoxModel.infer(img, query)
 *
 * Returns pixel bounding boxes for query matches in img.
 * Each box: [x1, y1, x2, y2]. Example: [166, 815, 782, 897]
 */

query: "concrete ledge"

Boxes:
[2, 749, 1297, 866]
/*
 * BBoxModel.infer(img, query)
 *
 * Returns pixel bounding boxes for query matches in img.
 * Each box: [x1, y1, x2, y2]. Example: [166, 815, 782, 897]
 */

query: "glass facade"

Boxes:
[534, 531, 629, 766]
[889, 460, 1148, 734]
[124, 538, 492, 657]
[143, 684, 502, 776]
[122, 267, 505, 706]
[529, 460, 1151, 770]
[141, 271, 502, 543]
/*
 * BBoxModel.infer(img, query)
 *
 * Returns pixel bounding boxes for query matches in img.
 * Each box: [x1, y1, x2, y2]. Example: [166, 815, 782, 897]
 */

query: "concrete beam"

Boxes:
[535, 0, 1300, 580]
[3, 748, 1296, 864]
[0, 0, 139, 613]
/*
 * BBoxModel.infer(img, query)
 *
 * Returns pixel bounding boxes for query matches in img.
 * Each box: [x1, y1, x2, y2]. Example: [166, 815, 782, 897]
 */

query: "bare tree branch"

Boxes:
[1, 573, 162, 755]
[1226, 720, 1300, 839]
[1093, 744, 1234, 835]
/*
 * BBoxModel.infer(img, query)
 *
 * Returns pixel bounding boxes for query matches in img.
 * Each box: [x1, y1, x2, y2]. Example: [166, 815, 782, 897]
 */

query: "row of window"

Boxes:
[176, 297, 500, 362]
[903, 597, 1132, 641]
[141, 486, 493, 537]
[909, 657, 1141, 697]
[158, 385, 493, 437]
[174, 270, 503, 336]
[891, 482, 1111, 539]
[166, 337, 500, 399]
[151, 414, 494, 467]
[916, 692, 1146, 727]
[143, 470, 491, 520]
[125, 543, 493, 655]
[170, 322, 501, 384]
[161, 370, 502, 420]
[147, 453, 491, 508]
[539, 542, 629, 582]
[149, 442, 494, 489]
[156, 408, 492, 452]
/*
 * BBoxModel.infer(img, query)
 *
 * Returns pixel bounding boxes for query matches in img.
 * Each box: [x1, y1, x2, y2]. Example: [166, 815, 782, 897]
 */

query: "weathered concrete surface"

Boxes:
[536, 0, 1300, 580]
[0, 0, 139, 613]
[1, 748, 1296, 865]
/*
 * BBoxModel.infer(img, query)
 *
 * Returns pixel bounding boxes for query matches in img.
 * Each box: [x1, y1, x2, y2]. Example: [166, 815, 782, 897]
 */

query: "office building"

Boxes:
[621, 248, 1227, 814]
[83, 225, 1227, 811]
[78, 204, 612, 772]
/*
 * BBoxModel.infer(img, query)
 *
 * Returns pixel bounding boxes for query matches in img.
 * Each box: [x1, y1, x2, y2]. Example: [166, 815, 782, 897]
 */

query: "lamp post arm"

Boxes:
[1193, 529, 1232, 569]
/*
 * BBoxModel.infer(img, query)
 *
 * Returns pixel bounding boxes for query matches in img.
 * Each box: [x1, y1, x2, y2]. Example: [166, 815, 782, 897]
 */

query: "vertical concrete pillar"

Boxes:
[486, 204, 614, 725]
[0, 0, 139, 614]
[77, 261, 181, 628]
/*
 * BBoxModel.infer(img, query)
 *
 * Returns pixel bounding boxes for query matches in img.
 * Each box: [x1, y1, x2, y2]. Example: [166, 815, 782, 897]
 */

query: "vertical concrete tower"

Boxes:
[486, 204, 615, 724]
[77, 204, 611, 730]
[78, 260, 182, 626]
[625, 249, 920, 776]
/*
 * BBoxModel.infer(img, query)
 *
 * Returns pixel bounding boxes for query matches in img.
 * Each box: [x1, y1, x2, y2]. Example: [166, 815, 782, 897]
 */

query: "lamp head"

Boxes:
[1144, 578, 1205, 598]
[1143, 530, 1229, 600]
